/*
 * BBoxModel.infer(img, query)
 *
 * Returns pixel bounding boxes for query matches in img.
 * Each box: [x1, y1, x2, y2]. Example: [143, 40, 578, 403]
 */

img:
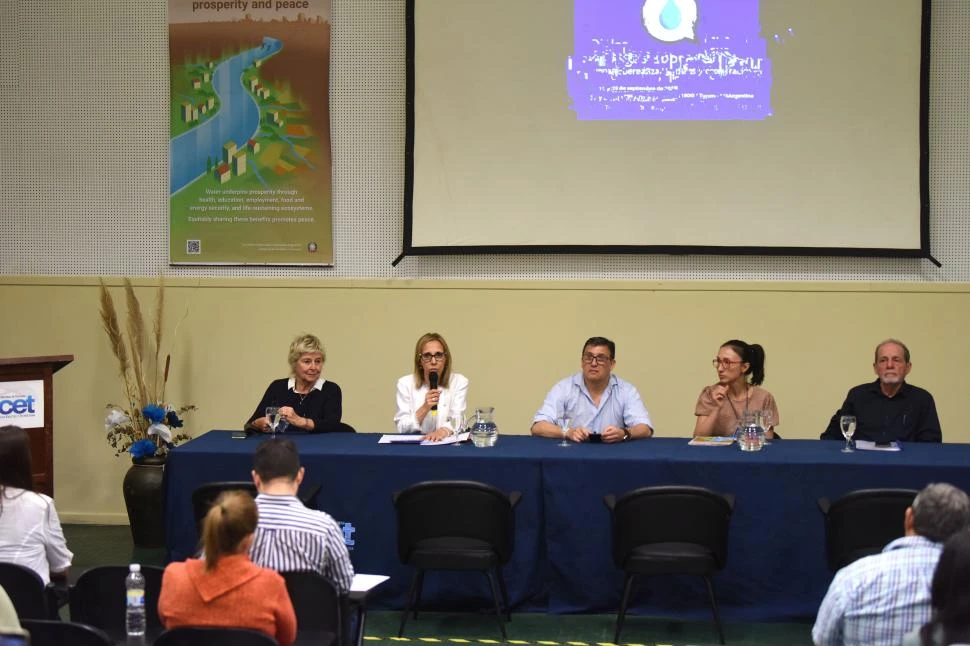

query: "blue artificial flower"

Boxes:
[129, 439, 158, 459]
[166, 410, 184, 428]
[142, 404, 167, 424]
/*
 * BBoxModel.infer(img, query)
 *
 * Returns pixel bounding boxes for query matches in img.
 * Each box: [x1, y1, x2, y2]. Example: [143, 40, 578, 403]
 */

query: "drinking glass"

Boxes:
[557, 412, 572, 447]
[449, 412, 466, 447]
[266, 406, 281, 437]
[839, 415, 857, 453]
[760, 409, 774, 445]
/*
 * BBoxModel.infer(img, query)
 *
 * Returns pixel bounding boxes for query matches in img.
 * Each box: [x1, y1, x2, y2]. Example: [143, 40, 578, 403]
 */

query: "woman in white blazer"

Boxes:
[394, 332, 468, 441]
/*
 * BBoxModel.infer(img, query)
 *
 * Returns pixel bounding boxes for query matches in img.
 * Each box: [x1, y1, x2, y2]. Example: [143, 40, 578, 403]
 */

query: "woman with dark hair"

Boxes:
[394, 332, 468, 441]
[693, 339, 780, 439]
[902, 530, 970, 646]
[158, 491, 296, 646]
[0, 425, 73, 584]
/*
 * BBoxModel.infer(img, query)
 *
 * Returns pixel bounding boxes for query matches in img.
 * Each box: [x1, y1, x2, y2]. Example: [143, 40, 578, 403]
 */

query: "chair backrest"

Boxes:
[819, 488, 918, 571]
[0, 562, 48, 619]
[606, 485, 735, 569]
[68, 564, 165, 643]
[191, 481, 258, 534]
[281, 571, 343, 646]
[394, 480, 519, 565]
[20, 619, 113, 646]
[154, 626, 279, 646]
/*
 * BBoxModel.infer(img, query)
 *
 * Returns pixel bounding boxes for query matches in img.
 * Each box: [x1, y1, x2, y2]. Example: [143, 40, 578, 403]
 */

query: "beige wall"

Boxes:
[2, 277, 968, 523]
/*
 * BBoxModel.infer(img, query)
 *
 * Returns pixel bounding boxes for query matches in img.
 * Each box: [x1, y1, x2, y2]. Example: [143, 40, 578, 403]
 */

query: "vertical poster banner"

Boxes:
[169, 0, 333, 265]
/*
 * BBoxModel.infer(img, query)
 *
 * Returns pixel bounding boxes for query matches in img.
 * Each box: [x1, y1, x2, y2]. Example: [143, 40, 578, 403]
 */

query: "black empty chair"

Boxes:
[0, 562, 54, 619]
[192, 481, 324, 535]
[20, 619, 112, 646]
[67, 564, 165, 644]
[604, 485, 735, 645]
[818, 488, 918, 572]
[281, 571, 343, 646]
[191, 482, 259, 533]
[154, 626, 279, 645]
[393, 480, 521, 640]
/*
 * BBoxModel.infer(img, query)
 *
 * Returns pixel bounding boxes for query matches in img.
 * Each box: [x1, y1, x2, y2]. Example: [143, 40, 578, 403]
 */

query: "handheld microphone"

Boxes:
[430, 372, 439, 413]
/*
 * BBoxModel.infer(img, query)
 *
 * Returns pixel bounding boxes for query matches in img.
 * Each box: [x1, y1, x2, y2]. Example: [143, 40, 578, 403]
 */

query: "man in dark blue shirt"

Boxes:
[821, 339, 942, 443]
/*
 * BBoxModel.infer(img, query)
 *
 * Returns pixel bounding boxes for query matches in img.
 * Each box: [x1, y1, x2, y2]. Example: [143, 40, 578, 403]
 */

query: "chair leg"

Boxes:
[497, 567, 512, 622]
[398, 570, 421, 637]
[614, 574, 635, 645]
[703, 575, 726, 645]
[413, 570, 426, 619]
[485, 570, 508, 641]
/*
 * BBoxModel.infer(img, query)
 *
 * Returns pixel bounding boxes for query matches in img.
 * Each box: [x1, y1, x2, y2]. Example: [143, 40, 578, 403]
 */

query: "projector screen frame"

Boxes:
[400, 0, 933, 266]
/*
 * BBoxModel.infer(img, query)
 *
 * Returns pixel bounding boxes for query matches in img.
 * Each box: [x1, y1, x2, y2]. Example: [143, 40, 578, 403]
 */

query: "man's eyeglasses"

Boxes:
[582, 354, 612, 365]
[712, 358, 742, 368]
[420, 352, 446, 363]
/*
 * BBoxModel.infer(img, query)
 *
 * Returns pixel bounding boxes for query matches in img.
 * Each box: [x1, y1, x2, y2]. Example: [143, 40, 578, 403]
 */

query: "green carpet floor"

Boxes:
[62, 524, 815, 645]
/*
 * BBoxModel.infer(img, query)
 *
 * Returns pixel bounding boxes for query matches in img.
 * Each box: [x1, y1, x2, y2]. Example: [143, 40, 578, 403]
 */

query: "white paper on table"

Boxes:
[378, 434, 424, 444]
[421, 432, 470, 446]
[377, 432, 470, 445]
[854, 440, 902, 451]
[351, 573, 390, 593]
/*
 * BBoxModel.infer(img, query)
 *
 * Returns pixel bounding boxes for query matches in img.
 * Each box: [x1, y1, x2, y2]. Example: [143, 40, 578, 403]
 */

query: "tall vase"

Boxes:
[123, 455, 167, 548]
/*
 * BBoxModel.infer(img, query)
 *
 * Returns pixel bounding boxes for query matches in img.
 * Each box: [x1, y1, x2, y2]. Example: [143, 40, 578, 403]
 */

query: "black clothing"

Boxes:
[247, 378, 350, 434]
[821, 380, 942, 443]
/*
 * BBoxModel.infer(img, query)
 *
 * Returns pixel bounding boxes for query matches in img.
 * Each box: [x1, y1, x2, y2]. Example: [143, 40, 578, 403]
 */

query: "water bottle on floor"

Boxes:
[126, 563, 146, 645]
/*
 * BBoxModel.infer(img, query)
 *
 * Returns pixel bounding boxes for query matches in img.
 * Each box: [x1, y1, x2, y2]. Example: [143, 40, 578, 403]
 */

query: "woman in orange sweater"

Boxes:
[158, 491, 297, 646]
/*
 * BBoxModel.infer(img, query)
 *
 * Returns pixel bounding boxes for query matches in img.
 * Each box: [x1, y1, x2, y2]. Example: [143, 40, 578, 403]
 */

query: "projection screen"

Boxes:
[403, 0, 930, 258]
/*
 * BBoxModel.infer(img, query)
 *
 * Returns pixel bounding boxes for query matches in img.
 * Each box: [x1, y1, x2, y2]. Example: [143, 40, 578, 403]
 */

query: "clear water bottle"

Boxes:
[125, 563, 146, 644]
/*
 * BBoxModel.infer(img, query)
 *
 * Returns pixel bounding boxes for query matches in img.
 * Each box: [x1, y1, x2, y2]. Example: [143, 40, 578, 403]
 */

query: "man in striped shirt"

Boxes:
[249, 438, 355, 593]
[812, 483, 970, 646]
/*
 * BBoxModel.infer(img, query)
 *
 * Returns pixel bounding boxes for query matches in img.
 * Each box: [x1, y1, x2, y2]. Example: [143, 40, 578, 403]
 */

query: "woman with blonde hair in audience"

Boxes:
[693, 339, 780, 440]
[158, 491, 296, 646]
[394, 332, 468, 441]
[0, 425, 73, 585]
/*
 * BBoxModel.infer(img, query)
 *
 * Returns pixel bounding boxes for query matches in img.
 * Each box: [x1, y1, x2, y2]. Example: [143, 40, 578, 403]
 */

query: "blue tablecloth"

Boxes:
[163, 432, 970, 620]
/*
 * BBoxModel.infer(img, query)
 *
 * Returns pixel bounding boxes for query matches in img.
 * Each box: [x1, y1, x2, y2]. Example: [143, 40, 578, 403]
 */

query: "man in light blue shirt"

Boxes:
[812, 482, 970, 646]
[531, 336, 653, 443]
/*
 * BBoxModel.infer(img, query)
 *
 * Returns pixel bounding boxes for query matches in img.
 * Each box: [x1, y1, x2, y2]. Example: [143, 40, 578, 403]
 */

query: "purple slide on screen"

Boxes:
[567, 0, 772, 120]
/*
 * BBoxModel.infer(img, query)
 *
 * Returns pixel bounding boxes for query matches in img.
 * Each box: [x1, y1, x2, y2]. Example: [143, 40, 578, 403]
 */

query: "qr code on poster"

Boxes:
[186, 240, 201, 255]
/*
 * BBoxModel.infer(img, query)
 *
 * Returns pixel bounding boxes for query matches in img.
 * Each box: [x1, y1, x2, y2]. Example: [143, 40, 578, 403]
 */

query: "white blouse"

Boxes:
[394, 373, 469, 434]
[0, 487, 73, 584]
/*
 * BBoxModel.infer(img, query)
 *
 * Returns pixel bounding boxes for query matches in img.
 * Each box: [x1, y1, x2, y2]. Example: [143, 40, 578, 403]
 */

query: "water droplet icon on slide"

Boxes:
[643, 0, 698, 43]
[659, 0, 682, 30]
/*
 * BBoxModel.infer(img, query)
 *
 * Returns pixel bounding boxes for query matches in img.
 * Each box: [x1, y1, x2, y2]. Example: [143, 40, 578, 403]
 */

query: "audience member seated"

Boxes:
[0, 584, 25, 637]
[0, 425, 73, 585]
[158, 491, 296, 646]
[247, 333, 347, 434]
[249, 438, 354, 593]
[394, 332, 468, 442]
[821, 339, 942, 443]
[531, 336, 653, 443]
[813, 483, 970, 646]
[693, 339, 780, 440]
[902, 530, 970, 646]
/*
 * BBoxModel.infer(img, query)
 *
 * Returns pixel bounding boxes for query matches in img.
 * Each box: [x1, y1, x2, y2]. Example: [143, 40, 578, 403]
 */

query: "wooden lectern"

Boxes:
[0, 355, 73, 496]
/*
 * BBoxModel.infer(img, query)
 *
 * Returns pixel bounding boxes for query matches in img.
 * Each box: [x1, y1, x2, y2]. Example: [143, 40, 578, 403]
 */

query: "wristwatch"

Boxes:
[623, 428, 632, 441]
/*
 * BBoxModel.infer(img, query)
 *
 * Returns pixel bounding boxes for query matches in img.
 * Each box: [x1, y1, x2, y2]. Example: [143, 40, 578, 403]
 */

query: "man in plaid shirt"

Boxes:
[812, 483, 970, 646]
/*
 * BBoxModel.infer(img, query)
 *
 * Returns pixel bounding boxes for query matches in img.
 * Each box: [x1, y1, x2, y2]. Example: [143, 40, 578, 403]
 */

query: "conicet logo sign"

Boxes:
[0, 395, 37, 415]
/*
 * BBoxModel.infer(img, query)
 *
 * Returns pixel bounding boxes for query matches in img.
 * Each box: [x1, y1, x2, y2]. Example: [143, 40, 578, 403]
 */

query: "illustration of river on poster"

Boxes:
[169, 0, 332, 265]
